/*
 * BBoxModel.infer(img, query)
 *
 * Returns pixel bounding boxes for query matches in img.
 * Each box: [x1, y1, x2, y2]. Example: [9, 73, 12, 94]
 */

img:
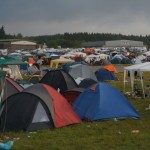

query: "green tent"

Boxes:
[0, 59, 26, 66]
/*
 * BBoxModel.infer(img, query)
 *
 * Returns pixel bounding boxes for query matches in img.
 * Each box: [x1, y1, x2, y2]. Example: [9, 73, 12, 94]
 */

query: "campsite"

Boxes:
[2, 1, 150, 148]
[0, 65, 150, 149]
[0, 47, 150, 149]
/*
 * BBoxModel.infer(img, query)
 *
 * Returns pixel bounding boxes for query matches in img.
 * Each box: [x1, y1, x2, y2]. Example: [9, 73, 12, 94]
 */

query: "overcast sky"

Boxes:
[0, 0, 150, 36]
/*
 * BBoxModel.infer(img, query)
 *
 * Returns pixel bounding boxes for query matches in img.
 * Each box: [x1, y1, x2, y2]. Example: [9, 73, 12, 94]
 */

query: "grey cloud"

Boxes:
[0, 0, 150, 36]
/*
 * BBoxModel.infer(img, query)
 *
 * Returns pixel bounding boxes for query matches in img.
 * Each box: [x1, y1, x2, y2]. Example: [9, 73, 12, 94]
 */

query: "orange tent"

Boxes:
[28, 59, 35, 65]
[103, 65, 118, 73]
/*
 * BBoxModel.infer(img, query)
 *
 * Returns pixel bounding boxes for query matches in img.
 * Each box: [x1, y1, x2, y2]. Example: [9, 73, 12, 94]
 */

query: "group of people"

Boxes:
[28, 56, 44, 66]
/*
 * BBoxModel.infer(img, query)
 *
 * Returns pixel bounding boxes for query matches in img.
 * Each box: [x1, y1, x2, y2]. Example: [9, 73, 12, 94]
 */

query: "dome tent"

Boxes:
[0, 83, 81, 132]
[95, 68, 116, 81]
[69, 64, 97, 81]
[0, 77, 24, 101]
[62, 88, 84, 105]
[79, 78, 97, 88]
[62, 61, 87, 73]
[39, 69, 78, 93]
[73, 82, 140, 121]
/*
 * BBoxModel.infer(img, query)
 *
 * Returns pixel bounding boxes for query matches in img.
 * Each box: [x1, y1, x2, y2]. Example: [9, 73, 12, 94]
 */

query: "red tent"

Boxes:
[0, 83, 81, 131]
[62, 88, 84, 105]
[84, 48, 95, 54]
[41, 84, 82, 128]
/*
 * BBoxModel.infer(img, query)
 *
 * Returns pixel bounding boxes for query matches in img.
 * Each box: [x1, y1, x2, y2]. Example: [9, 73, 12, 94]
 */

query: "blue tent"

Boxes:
[73, 82, 140, 121]
[95, 68, 116, 81]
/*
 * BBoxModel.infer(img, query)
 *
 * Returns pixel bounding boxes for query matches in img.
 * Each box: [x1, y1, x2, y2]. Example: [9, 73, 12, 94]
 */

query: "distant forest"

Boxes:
[1, 25, 150, 48]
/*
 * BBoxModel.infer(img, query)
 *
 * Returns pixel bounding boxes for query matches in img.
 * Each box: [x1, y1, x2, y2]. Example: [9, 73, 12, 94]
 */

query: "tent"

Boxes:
[62, 61, 87, 73]
[39, 69, 78, 93]
[0, 77, 24, 101]
[0, 70, 7, 103]
[0, 58, 27, 80]
[50, 58, 74, 68]
[139, 64, 150, 97]
[75, 77, 85, 85]
[69, 64, 97, 81]
[95, 68, 116, 81]
[103, 64, 118, 73]
[123, 62, 150, 97]
[8, 65, 23, 80]
[62, 88, 84, 105]
[85, 54, 98, 58]
[0, 58, 26, 66]
[73, 82, 140, 121]
[111, 54, 132, 64]
[0, 83, 81, 132]
[79, 78, 97, 88]
[100, 59, 111, 65]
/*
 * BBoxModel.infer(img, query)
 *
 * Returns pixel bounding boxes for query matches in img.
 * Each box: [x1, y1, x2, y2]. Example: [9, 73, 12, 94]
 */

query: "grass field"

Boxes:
[0, 68, 150, 150]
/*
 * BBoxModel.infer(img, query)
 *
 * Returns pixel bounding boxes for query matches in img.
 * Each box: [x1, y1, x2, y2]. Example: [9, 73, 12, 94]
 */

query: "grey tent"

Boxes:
[0, 77, 24, 101]
[0, 83, 81, 132]
[69, 64, 97, 81]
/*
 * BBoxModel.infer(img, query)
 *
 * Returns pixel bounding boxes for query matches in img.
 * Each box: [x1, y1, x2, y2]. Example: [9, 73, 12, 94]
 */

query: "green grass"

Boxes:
[1, 69, 150, 150]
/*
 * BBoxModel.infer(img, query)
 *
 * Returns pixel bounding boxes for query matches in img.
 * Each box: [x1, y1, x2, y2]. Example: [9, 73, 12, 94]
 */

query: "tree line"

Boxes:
[1, 25, 150, 48]
[0, 26, 23, 39]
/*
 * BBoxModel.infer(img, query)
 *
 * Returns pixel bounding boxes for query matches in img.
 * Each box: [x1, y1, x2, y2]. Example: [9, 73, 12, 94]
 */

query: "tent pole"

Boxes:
[123, 70, 126, 93]
[130, 71, 134, 93]
[140, 72, 145, 99]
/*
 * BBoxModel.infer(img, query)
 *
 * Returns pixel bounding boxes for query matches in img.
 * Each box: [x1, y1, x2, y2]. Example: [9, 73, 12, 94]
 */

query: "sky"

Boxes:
[0, 0, 150, 36]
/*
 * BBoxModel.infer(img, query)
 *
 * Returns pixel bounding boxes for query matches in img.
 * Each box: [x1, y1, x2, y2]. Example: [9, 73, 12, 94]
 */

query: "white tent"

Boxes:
[123, 62, 150, 97]
[85, 54, 98, 58]
[8, 65, 23, 80]
[97, 54, 109, 60]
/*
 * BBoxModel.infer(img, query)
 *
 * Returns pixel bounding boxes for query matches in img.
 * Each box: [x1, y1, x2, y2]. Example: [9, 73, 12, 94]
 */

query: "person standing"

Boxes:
[36, 56, 44, 65]
[28, 56, 35, 66]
